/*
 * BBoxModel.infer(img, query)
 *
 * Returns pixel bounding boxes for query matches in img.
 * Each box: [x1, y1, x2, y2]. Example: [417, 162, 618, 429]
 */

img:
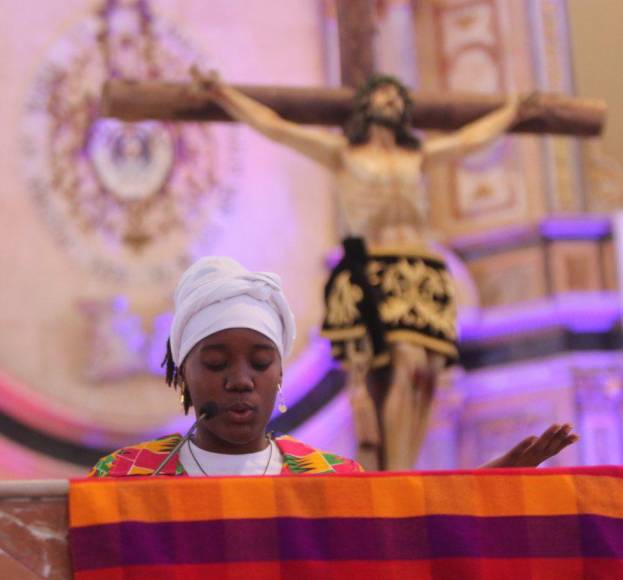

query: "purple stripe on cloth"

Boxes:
[70, 514, 623, 571]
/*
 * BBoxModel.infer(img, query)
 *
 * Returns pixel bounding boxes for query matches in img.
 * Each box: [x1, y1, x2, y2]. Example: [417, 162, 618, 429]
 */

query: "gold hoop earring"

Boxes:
[277, 383, 287, 413]
[179, 384, 187, 408]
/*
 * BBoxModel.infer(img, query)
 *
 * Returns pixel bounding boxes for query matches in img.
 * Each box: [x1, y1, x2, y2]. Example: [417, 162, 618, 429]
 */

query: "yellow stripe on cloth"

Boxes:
[70, 469, 623, 528]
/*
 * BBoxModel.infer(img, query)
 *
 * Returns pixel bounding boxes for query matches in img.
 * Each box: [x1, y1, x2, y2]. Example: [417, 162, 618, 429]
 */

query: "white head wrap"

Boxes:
[170, 257, 296, 366]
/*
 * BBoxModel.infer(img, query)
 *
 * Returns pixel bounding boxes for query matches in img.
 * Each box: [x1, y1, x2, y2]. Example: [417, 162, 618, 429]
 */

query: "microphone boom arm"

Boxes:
[152, 403, 217, 476]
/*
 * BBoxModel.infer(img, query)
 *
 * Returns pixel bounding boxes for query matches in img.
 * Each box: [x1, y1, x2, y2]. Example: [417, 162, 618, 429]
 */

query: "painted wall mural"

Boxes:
[21, 0, 240, 285]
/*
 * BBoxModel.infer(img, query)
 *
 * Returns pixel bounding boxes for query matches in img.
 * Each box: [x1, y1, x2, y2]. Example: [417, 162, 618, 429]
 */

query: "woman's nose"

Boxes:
[224, 365, 254, 391]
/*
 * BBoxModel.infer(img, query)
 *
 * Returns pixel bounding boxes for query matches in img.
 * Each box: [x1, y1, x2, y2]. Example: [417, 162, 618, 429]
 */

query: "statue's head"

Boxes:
[345, 74, 421, 149]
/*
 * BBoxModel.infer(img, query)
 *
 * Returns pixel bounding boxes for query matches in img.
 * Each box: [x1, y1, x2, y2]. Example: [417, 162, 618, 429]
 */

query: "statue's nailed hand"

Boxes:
[480, 423, 579, 468]
[189, 66, 223, 100]
[516, 91, 542, 123]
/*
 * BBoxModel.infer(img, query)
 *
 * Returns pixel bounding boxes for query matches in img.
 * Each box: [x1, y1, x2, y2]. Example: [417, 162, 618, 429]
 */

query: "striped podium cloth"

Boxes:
[69, 467, 623, 579]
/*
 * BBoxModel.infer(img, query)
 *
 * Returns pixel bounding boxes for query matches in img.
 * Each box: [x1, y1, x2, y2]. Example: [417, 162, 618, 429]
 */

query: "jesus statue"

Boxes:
[191, 69, 563, 470]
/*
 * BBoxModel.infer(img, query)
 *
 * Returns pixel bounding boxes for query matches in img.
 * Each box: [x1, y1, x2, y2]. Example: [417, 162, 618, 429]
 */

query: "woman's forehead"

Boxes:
[199, 328, 277, 349]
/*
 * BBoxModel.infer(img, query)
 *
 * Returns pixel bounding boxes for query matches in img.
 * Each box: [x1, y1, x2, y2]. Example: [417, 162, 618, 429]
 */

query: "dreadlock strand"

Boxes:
[162, 338, 178, 387]
[183, 388, 192, 415]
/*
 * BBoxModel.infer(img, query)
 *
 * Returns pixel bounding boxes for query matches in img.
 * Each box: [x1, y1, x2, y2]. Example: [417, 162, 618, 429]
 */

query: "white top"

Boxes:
[179, 439, 284, 476]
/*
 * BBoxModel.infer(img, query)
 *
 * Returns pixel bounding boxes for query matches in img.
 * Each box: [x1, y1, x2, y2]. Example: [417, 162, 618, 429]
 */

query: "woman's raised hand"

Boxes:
[481, 423, 579, 468]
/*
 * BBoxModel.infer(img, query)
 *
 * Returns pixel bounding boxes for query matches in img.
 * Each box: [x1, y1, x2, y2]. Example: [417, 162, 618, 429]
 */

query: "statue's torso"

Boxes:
[336, 145, 429, 247]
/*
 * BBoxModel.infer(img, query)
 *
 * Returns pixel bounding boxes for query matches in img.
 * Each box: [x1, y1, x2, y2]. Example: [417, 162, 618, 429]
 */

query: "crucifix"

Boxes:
[102, 0, 602, 471]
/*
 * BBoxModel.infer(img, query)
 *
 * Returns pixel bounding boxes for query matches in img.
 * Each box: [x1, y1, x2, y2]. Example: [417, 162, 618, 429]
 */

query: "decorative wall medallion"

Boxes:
[21, 0, 241, 285]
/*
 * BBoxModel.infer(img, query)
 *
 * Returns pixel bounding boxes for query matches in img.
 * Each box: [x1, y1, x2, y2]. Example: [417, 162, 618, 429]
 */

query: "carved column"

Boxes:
[574, 368, 623, 465]
[526, 0, 585, 212]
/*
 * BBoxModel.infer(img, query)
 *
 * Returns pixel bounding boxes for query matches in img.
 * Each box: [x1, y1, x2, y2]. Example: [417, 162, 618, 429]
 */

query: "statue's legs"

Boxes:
[347, 367, 382, 471]
[382, 341, 445, 471]
[320, 246, 456, 471]
[408, 349, 445, 465]
[344, 341, 382, 471]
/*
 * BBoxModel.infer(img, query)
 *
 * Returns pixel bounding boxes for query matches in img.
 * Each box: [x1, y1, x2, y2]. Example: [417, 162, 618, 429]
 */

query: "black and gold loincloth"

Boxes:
[321, 240, 458, 368]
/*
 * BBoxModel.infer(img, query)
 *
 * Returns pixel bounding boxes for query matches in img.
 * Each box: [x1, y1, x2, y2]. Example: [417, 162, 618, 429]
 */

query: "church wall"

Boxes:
[568, 0, 623, 169]
[567, 0, 623, 213]
[0, 0, 337, 477]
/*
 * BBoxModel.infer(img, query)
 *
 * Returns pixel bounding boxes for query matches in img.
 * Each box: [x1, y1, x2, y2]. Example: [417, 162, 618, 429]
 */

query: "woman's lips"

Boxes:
[224, 403, 256, 423]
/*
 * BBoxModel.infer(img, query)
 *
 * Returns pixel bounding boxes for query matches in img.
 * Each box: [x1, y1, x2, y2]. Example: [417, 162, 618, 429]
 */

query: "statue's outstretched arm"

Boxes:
[191, 69, 346, 170]
[422, 95, 522, 163]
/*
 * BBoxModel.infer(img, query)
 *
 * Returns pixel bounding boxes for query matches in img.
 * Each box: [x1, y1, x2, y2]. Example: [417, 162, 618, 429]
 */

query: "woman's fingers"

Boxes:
[542, 424, 571, 454]
[556, 433, 580, 454]
[479, 424, 579, 469]
[527, 424, 579, 464]
[533, 424, 561, 450]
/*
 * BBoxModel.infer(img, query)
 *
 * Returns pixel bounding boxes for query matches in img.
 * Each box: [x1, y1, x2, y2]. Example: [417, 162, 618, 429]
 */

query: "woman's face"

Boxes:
[181, 327, 282, 454]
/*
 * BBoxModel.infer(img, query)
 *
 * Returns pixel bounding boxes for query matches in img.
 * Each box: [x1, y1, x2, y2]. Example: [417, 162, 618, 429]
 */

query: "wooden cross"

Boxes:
[101, 0, 605, 136]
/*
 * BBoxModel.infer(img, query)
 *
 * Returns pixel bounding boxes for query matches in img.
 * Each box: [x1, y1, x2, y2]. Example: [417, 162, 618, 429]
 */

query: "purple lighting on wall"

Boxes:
[460, 292, 621, 342]
[540, 217, 611, 239]
[277, 336, 337, 413]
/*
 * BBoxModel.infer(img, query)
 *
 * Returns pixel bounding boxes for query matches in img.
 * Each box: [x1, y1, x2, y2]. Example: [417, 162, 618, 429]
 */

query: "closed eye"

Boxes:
[203, 361, 227, 371]
[251, 361, 272, 371]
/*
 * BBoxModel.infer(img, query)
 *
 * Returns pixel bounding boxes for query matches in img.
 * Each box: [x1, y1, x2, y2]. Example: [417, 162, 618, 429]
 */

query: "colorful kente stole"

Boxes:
[88, 433, 363, 477]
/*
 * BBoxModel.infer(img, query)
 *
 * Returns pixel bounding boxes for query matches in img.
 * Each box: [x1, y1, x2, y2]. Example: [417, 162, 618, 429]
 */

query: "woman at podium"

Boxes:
[90, 256, 363, 477]
[89, 257, 577, 478]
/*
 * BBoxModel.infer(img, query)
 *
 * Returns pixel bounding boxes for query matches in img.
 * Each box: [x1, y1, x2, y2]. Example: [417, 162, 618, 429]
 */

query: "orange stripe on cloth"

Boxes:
[71, 558, 623, 580]
[70, 468, 623, 527]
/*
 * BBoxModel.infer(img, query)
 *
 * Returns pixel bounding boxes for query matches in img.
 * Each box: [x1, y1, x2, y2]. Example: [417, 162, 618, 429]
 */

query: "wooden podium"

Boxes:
[2, 468, 623, 579]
